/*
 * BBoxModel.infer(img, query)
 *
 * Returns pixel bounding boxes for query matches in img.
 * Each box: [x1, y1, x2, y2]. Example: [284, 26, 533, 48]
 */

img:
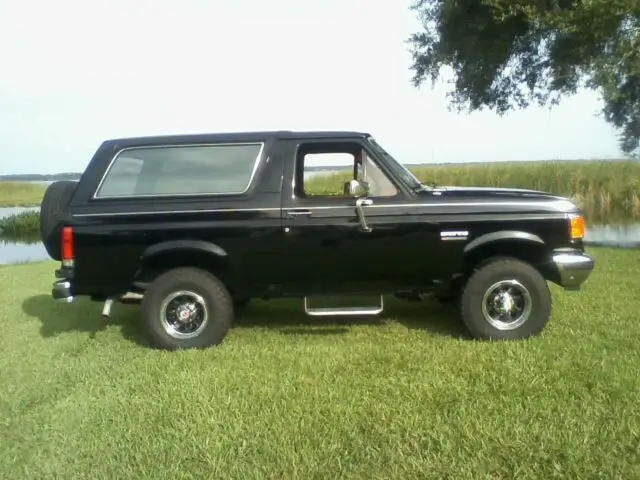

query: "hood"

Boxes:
[422, 185, 580, 214]
[433, 185, 562, 200]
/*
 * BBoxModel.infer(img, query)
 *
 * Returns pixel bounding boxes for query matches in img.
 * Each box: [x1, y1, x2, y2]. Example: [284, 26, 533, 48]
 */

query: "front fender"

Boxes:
[463, 231, 545, 254]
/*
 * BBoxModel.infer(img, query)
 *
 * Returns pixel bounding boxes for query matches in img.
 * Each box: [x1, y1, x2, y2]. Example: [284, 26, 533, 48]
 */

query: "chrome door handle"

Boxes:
[354, 198, 373, 232]
[286, 209, 313, 217]
[355, 198, 373, 207]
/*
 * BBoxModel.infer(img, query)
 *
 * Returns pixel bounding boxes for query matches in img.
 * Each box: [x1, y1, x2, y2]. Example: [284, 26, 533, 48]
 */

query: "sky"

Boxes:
[0, 0, 624, 175]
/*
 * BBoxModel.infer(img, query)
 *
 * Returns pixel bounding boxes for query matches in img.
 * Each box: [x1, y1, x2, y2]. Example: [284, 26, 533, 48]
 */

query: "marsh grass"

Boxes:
[0, 210, 40, 236]
[306, 160, 640, 223]
[0, 181, 47, 207]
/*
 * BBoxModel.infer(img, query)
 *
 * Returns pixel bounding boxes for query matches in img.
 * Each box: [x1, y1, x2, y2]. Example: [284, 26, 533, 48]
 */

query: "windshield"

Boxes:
[366, 136, 427, 190]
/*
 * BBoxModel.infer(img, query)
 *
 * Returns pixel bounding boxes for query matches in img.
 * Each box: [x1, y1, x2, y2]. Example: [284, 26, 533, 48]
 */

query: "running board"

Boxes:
[303, 296, 384, 317]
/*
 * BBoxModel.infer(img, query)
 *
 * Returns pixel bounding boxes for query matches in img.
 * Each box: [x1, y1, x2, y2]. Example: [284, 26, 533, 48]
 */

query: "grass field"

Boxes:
[0, 181, 47, 207]
[1, 246, 638, 478]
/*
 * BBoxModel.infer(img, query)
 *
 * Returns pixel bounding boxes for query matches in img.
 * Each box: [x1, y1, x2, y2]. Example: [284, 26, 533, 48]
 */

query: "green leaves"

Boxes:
[408, 0, 640, 156]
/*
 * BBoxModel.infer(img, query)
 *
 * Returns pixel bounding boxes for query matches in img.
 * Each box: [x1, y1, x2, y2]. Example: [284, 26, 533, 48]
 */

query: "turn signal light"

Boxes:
[568, 214, 585, 240]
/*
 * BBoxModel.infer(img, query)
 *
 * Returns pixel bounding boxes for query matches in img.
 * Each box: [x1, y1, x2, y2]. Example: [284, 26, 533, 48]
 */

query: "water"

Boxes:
[583, 223, 640, 248]
[0, 205, 39, 218]
[0, 237, 48, 265]
[0, 206, 49, 265]
[1, 206, 639, 265]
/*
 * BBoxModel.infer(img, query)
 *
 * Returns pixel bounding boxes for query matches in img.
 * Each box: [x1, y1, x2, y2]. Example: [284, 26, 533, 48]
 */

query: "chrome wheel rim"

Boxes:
[481, 280, 532, 331]
[160, 290, 208, 339]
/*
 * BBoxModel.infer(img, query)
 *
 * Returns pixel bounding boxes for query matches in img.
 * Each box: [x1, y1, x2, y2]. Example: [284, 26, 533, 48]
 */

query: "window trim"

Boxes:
[92, 141, 265, 200]
[292, 140, 402, 200]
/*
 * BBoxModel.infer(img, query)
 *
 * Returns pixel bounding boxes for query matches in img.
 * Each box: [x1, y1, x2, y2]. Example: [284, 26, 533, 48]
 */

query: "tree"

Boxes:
[407, 0, 640, 156]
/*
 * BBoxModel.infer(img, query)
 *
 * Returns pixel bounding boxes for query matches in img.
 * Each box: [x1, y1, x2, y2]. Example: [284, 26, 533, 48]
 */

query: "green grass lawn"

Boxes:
[1, 247, 639, 478]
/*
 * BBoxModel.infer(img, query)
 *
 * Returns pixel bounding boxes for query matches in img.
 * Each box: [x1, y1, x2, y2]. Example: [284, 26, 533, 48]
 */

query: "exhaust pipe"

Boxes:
[102, 298, 114, 317]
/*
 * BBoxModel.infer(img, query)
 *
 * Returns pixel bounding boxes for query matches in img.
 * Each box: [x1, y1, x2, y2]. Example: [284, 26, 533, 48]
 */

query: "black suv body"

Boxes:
[40, 130, 595, 349]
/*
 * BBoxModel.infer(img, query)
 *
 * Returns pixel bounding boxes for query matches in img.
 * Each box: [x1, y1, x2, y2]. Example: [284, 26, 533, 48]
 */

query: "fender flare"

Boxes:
[463, 230, 545, 254]
[141, 239, 228, 261]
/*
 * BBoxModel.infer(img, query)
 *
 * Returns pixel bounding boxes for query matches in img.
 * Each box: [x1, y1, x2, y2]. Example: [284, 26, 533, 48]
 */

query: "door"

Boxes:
[279, 137, 432, 295]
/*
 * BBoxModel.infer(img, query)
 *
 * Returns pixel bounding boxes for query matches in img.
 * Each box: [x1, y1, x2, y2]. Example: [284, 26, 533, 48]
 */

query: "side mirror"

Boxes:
[347, 179, 369, 198]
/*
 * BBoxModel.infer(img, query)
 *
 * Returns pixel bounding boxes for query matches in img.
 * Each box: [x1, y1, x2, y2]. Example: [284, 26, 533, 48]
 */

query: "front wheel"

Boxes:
[460, 258, 552, 340]
[140, 267, 234, 350]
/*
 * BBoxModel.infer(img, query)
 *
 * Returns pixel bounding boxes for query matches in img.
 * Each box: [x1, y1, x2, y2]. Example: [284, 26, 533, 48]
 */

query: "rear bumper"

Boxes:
[551, 251, 595, 291]
[52, 279, 74, 302]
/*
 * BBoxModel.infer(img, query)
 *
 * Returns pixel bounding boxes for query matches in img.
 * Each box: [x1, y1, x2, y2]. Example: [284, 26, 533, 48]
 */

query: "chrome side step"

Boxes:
[303, 296, 384, 317]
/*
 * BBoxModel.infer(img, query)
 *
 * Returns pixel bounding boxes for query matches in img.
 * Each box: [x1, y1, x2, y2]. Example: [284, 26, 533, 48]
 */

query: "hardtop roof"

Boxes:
[102, 130, 371, 148]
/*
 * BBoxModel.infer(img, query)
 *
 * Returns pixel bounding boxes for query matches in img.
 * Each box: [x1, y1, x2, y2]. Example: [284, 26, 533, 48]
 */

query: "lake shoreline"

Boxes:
[0, 202, 41, 208]
[0, 210, 39, 236]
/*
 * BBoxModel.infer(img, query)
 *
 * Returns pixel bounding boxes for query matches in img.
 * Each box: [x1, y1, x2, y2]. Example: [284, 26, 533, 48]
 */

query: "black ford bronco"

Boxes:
[40, 130, 594, 350]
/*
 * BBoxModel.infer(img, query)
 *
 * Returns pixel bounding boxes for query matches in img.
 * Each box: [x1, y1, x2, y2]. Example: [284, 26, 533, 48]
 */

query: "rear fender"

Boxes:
[135, 240, 231, 288]
[141, 240, 227, 260]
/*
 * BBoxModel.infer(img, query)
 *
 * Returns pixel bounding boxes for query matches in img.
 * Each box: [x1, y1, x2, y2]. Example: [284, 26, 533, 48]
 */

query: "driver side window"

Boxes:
[296, 141, 398, 198]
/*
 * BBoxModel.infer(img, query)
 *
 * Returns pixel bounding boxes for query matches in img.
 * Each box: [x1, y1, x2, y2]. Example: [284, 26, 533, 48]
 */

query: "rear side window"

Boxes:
[94, 143, 264, 198]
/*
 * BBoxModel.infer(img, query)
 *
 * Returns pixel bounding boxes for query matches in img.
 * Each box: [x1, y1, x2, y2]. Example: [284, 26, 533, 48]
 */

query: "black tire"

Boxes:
[460, 258, 552, 340]
[140, 267, 234, 350]
[39, 180, 77, 260]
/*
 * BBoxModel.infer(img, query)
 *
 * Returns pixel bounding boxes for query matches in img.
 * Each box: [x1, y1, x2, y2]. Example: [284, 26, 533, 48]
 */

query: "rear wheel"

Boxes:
[460, 258, 552, 340]
[39, 180, 77, 260]
[140, 267, 234, 350]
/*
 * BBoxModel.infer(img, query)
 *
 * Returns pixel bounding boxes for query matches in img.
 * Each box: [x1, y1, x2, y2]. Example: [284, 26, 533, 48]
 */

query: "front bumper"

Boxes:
[52, 279, 74, 303]
[551, 251, 595, 290]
